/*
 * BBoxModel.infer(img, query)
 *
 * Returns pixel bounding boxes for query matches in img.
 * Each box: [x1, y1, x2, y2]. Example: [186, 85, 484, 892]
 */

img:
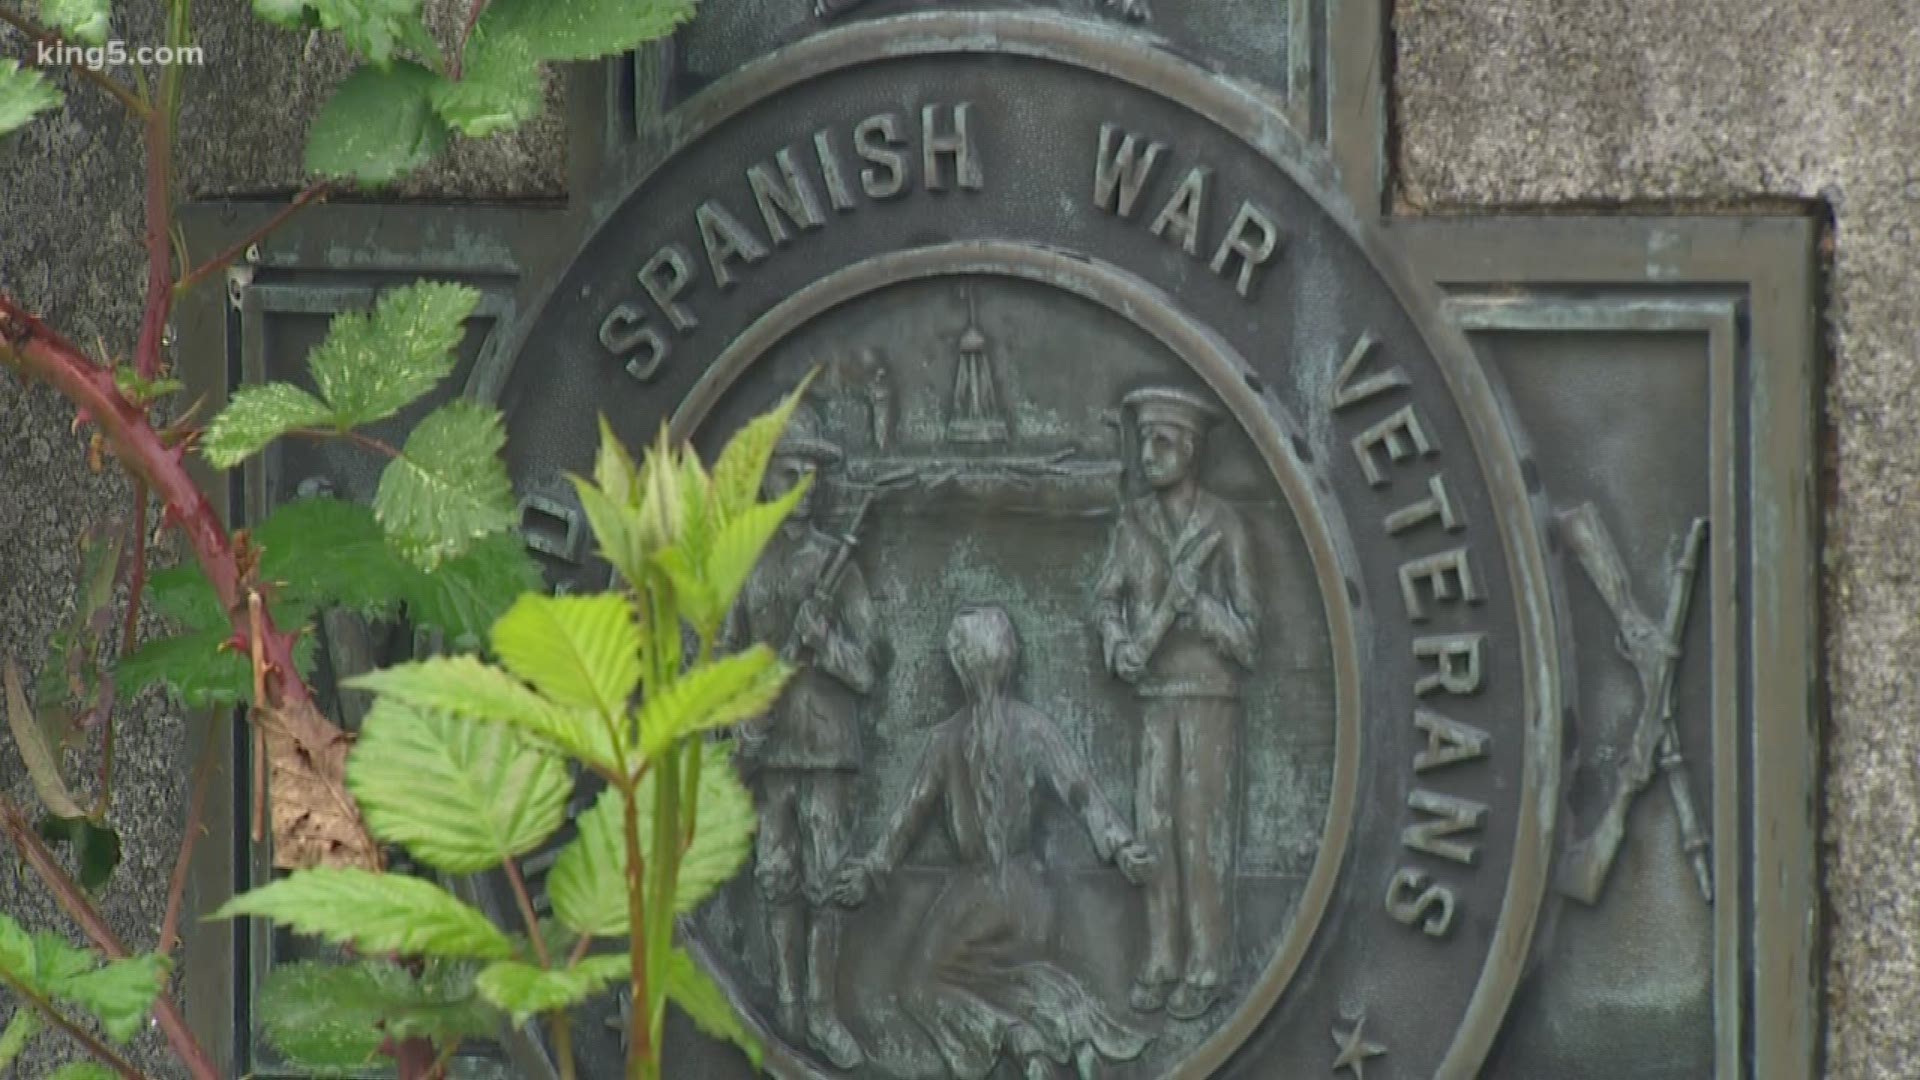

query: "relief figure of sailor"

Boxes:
[726, 404, 879, 1070]
[1091, 387, 1259, 1021]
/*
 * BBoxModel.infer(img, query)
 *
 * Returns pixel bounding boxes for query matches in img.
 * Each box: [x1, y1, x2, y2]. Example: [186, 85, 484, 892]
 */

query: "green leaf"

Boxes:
[46, 1063, 115, 1080]
[252, 0, 312, 28]
[308, 281, 477, 430]
[548, 755, 755, 935]
[212, 868, 514, 960]
[711, 385, 808, 520]
[569, 473, 645, 586]
[375, 399, 517, 568]
[6, 659, 84, 820]
[474, 954, 625, 1024]
[39, 0, 111, 46]
[49, 954, 167, 1044]
[480, 0, 697, 63]
[0, 60, 63, 138]
[431, 26, 543, 138]
[637, 647, 790, 759]
[348, 657, 621, 771]
[314, 0, 438, 69]
[201, 383, 334, 469]
[305, 61, 449, 185]
[0, 916, 34, 979]
[145, 564, 225, 628]
[258, 959, 495, 1075]
[253, 498, 418, 620]
[592, 415, 642, 507]
[0, 1009, 40, 1071]
[117, 629, 317, 709]
[399, 530, 543, 646]
[28, 932, 95, 991]
[666, 947, 761, 1068]
[701, 477, 808, 619]
[36, 815, 121, 895]
[490, 593, 642, 718]
[546, 787, 625, 937]
[347, 698, 572, 873]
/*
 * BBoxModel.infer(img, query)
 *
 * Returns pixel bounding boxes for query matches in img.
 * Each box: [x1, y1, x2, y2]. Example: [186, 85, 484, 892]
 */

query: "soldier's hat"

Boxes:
[772, 402, 843, 464]
[1122, 386, 1222, 436]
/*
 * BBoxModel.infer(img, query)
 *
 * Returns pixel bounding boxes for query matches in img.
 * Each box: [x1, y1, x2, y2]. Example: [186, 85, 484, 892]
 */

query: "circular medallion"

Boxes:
[480, 13, 1559, 1079]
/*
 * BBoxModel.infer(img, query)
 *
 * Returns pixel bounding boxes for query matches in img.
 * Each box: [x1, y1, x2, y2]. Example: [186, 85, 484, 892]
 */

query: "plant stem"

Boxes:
[646, 746, 680, 1055]
[172, 183, 334, 297]
[284, 427, 403, 459]
[502, 856, 550, 968]
[567, 933, 594, 968]
[621, 782, 651, 1078]
[93, 482, 150, 817]
[450, 0, 488, 79]
[0, 797, 220, 1080]
[0, 5, 151, 116]
[550, 1011, 578, 1080]
[157, 710, 223, 959]
[0, 967, 149, 1080]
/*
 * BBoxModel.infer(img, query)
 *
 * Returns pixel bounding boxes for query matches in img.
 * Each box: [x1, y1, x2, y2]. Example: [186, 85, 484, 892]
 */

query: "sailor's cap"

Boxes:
[1122, 386, 1222, 435]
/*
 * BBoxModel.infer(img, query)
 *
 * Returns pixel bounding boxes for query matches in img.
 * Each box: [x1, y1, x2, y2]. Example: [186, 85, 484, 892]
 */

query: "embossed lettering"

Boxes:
[1413, 709, 1491, 772]
[1331, 330, 1408, 410]
[1092, 122, 1165, 218]
[1402, 789, 1488, 865]
[1414, 633, 1485, 695]
[813, 128, 858, 211]
[597, 302, 668, 381]
[922, 102, 983, 191]
[1353, 405, 1437, 486]
[1385, 867, 1457, 938]
[1385, 473, 1464, 534]
[1210, 201, 1280, 298]
[1150, 165, 1211, 256]
[694, 199, 769, 289]
[638, 244, 697, 333]
[855, 112, 908, 199]
[747, 147, 826, 244]
[1398, 548, 1482, 621]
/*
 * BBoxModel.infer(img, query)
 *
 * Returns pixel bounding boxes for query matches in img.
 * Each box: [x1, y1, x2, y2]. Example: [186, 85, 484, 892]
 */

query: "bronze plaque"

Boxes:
[477, 13, 1561, 1078]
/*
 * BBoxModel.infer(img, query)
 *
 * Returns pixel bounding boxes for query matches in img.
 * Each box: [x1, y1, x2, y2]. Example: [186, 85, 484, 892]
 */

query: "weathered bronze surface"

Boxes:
[173, 5, 1820, 1079]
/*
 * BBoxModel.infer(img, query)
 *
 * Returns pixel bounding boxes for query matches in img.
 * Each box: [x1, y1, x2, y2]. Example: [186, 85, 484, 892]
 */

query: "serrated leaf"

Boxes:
[0, 916, 33, 980]
[40, 0, 110, 45]
[479, 0, 697, 63]
[347, 657, 620, 771]
[212, 868, 513, 960]
[49, 953, 167, 1044]
[666, 947, 761, 1068]
[252, 0, 311, 27]
[314, 0, 438, 68]
[253, 498, 419, 620]
[118, 628, 317, 709]
[305, 60, 449, 185]
[474, 954, 625, 1024]
[375, 399, 517, 568]
[347, 699, 571, 873]
[46, 1062, 115, 1080]
[432, 26, 543, 138]
[0, 1009, 40, 1070]
[0, 59, 63, 137]
[637, 647, 790, 759]
[308, 281, 477, 430]
[200, 383, 333, 469]
[711, 385, 808, 520]
[569, 473, 645, 587]
[144, 564, 225, 628]
[6, 659, 84, 819]
[399, 530, 542, 646]
[490, 593, 642, 718]
[548, 756, 755, 935]
[28, 932, 95, 991]
[592, 415, 642, 507]
[37, 815, 121, 895]
[702, 477, 808, 619]
[258, 959, 495, 1074]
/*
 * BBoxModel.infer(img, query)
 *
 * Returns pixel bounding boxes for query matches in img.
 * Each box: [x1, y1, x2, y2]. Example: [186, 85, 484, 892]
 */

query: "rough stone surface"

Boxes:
[1395, 1, 1917, 1076]
[0, 2, 561, 1075]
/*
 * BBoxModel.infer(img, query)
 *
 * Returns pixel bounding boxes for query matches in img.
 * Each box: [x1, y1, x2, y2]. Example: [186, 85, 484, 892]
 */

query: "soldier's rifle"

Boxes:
[780, 466, 920, 663]
[1556, 504, 1712, 905]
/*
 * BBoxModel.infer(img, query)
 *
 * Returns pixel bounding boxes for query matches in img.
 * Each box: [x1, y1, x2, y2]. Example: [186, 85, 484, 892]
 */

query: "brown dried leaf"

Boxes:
[258, 697, 381, 871]
[4, 658, 86, 820]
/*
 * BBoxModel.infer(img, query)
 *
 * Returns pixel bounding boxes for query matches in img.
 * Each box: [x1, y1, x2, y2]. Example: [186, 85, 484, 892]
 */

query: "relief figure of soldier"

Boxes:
[830, 604, 1155, 1080]
[1091, 387, 1259, 1021]
[726, 404, 878, 1070]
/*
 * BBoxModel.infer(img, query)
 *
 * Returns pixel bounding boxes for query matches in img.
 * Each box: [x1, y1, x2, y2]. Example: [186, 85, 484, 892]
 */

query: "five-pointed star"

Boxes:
[1330, 1012, 1388, 1078]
